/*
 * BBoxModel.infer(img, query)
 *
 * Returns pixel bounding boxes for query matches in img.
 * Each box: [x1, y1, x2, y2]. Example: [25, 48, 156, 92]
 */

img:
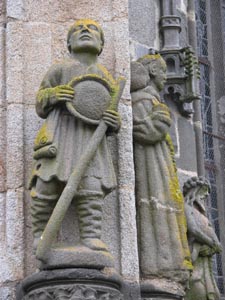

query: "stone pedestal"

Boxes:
[141, 289, 183, 300]
[38, 244, 114, 270]
[140, 281, 185, 300]
[16, 269, 124, 300]
[141, 292, 182, 300]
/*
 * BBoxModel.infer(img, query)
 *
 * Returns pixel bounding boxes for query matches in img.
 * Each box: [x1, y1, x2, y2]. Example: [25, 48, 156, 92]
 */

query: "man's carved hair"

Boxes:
[137, 53, 166, 68]
[183, 176, 210, 197]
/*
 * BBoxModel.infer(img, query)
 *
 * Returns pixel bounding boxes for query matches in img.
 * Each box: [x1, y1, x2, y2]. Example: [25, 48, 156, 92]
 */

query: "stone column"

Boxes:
[160, 0, 181, 50]
[0, 1, 25, 298]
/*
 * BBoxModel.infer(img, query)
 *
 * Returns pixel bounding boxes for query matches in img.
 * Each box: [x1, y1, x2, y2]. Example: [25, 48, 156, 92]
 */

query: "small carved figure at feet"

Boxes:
[184, 176, 222, 300]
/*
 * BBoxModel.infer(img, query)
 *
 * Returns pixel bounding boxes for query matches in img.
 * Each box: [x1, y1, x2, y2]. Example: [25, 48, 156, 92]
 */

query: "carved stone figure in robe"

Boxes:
[29, 19, 121, 260]
[131, 53, 192, 281]
[184, 177, 222, 300]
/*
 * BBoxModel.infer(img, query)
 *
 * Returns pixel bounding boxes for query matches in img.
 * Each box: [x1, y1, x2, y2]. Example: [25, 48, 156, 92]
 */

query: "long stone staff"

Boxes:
[36, 77, 126, 261]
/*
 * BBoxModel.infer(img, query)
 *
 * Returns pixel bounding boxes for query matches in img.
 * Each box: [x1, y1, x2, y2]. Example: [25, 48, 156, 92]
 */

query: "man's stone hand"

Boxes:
[199, 245, 212, 256]
[103, 109, 121, 132]
[152, 104, 171, 126]
[151, 104, 172, 135]
[50, 85, 74, 106]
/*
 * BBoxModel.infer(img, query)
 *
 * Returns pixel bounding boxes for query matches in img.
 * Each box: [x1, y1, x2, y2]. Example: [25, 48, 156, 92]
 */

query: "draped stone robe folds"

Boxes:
[132, 86, 191, 279]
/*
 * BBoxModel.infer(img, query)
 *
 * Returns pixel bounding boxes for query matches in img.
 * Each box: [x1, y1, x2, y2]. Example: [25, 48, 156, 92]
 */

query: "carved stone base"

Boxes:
[39, 244, 114, 270]
[141, 291, 183, 300]
[140, 279, 185, 300]
[17, 268, 124, 300]
[141, 294, 182, 300]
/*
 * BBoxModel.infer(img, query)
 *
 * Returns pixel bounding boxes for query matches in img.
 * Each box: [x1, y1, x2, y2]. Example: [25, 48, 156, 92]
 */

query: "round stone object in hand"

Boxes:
[68, 75, 113, 122]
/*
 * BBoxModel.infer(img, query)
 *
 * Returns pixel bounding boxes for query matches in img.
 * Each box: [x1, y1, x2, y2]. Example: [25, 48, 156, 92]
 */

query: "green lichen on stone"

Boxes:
[165, 134, 193, 270]
[34, 122, 52, 150]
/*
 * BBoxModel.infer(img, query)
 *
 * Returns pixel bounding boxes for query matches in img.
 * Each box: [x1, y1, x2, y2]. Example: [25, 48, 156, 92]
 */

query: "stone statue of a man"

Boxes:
[131, 53, 192, 283]
[184, 177, 222, 300]
[29, 19, 121, 257]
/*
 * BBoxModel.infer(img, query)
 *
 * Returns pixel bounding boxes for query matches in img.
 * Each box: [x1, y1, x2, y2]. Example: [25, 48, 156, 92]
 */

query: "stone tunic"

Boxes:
[29, 59, 117, 194]
[132, 86, 191, 279]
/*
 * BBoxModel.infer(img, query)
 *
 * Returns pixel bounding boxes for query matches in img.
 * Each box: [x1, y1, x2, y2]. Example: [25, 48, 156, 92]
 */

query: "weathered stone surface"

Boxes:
[24, 0, 113, 23]
[7, 0, 24, 20]
[176, 117, 197, 171]
[122, 280, 141, 300]
[129, 0, 160, 47]
[41, 245, 114, 270]
[0, 189, 24, 283]
[177, 3, 188, 48]
[112, 0, 129, 20]
[24, 106, 42, 189]
[0, 26, 6, 106]
[0, 107, 6, 192]
[171, 121, 179, 156]
[6, 104, 24, 189]
[0, 192, 6, 252]
[23, 23, 52, 105]
[0, 286, 16, 300]
[50, 22, 70, 63]
[112, 18, 131, 99]
[116, 99, 139, 280]
[113, 16, 139, 280]
[217, 95, 225, 124]
[117, 103, 135, 186]
[130, 41, 149, 61]
[0, 1, 6, 24]
[6, 22, 24, 104]
[23, 190, 37, 277]
[177, 0, 188, 13]
[102, 190, 121, 272]
[98, 22, 115, 74]
[118, 188, 139, 280]
[140, 278, 185, 299]
[5, 188, 24, 279]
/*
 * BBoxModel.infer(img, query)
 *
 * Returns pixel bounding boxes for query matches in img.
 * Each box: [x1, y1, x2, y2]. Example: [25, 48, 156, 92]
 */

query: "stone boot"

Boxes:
[30, 191, 57, 251]
[77, 191, 108, 251]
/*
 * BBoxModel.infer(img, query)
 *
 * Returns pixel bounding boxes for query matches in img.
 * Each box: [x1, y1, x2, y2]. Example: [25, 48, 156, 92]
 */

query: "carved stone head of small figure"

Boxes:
[138, 54, 167, 92]
[183, 176, 210, 215]
[67, 19, 105, 55]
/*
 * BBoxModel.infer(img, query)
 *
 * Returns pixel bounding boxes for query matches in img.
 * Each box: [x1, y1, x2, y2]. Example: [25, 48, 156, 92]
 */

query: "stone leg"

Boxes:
[30, 176, 114, 269]
[77, 190, 108, 251]
[30, 177, 65, 249]
[77, 176, 108, 251]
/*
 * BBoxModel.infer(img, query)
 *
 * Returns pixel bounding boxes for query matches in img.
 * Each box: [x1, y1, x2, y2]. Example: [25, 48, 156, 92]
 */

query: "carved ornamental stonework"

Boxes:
[24, 284, 123, 300]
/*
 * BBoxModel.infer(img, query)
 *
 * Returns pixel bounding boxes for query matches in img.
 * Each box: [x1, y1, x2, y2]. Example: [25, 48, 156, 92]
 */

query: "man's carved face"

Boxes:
[150, 59, 167, 91]
[68, 20, 103, 55]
